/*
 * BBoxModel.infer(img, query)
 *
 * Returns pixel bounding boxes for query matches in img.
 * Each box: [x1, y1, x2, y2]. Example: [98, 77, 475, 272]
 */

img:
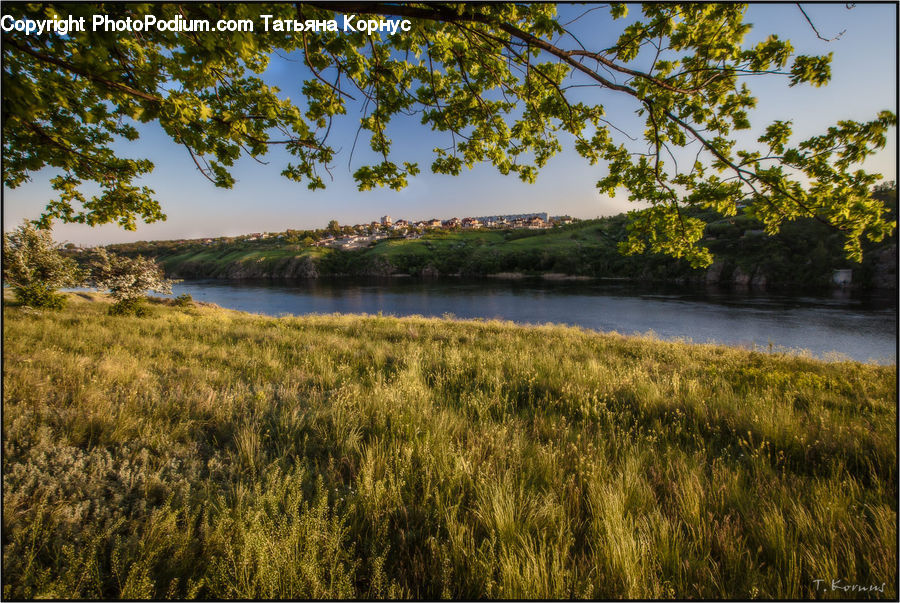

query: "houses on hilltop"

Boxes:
[98, 211, 581, 254]
[311, 211, 577, 249]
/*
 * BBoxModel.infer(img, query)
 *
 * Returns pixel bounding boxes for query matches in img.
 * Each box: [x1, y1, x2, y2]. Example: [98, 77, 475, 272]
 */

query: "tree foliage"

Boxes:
[1, 2, 895, 265]
[327, 220, 342, 236]
[2, 221, 81, 308]
[86, 247, 174, 313]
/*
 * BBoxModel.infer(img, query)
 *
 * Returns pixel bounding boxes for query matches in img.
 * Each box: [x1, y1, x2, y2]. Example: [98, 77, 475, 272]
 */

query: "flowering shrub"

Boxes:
[2, 222, 80, 308]
[86, 248, 174, 314]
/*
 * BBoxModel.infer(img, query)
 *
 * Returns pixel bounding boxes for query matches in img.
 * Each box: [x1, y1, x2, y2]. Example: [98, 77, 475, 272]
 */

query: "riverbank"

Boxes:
[159, 278, 897, 364]
[107, 212, 898, 291]
[155, 241, 896, 291]
[3, 294, 896, 598]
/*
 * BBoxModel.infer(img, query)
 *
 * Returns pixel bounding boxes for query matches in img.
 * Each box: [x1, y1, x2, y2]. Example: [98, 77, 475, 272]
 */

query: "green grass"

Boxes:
[156, 224, 617, 278]
[159, 246, 327, 278]
[3, 293, 896, 599]
[161, 248, 289, 267]
[372, 231, 506, 254]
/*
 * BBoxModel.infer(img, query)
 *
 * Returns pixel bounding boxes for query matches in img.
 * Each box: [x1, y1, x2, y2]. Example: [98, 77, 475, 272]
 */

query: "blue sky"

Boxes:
[3, 3, 897, 246]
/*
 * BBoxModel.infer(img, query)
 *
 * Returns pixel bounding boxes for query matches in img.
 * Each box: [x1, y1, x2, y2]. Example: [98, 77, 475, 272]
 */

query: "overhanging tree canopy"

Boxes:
[2, 2, 895, 266]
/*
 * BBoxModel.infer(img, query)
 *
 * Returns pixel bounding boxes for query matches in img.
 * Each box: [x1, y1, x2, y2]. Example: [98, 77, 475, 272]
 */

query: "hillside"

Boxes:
[107, 206, 898, 290]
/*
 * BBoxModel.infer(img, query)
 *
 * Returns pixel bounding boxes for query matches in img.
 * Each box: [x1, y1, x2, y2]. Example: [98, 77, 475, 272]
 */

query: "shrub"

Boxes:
[2, 222, 81, 308]
[173, 293, 193, 307]
[108, 297, 148, 316]
[86, 248, 175, 311]
[13, 284, 69, 309]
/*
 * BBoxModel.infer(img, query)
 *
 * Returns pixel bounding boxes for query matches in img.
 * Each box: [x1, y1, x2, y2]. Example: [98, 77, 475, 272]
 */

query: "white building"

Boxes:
[832, 269, 852, 287]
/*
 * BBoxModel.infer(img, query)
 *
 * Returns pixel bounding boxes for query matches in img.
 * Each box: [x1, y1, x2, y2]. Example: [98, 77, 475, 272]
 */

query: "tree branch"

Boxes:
[796, 4, 846, 42]
[3, 36, 163, 102]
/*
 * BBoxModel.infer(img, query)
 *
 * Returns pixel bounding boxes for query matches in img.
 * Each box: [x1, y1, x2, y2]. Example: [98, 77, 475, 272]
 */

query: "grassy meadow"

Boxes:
[2, 293, 897, 599]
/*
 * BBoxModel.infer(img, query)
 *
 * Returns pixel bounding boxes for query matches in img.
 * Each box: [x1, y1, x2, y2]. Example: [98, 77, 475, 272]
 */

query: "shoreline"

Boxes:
[162, 270, 899, 295]
[35, 291, 896, 366]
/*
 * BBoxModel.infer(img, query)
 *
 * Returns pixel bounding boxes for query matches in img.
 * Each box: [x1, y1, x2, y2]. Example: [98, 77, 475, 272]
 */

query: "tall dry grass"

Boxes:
[2, 293, 896, 599]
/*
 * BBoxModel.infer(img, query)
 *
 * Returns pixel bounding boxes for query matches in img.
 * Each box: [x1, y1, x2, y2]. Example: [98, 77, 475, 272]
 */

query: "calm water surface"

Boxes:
[167, 278, 897, 364]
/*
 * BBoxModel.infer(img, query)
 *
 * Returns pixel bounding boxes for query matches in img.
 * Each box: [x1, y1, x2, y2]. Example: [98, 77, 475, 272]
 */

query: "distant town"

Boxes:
[80, 212, 578, 252]
[306, 212, 576, 250]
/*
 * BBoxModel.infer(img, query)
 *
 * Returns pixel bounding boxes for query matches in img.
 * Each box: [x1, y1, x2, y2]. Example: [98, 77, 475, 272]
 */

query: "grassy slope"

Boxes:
[159, 245, 326, 273]
[3, 294, 897, 599]
[156, 224, 620, 277]
[375, 231, 508, 257]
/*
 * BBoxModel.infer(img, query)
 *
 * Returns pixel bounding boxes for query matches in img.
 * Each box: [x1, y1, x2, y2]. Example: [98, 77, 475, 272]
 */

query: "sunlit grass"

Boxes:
[2, 293, 896, 599]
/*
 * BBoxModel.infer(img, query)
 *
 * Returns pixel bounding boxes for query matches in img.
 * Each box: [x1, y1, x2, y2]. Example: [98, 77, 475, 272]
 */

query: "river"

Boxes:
[164, 278, 897, 365]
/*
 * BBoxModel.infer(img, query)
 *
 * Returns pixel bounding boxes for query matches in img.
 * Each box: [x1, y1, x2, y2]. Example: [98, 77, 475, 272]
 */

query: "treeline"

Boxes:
[104, 227, 326, 260]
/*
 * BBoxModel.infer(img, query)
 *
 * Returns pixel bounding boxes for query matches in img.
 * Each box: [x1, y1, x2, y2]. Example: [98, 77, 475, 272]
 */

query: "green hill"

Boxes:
[107, 206, 896, 289]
